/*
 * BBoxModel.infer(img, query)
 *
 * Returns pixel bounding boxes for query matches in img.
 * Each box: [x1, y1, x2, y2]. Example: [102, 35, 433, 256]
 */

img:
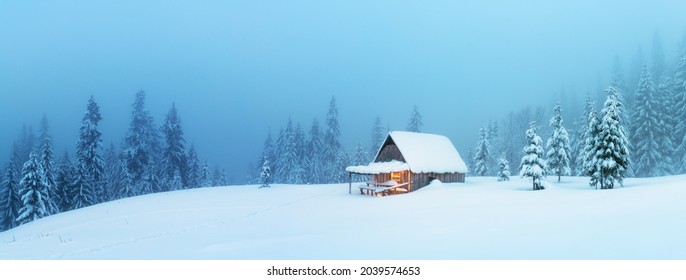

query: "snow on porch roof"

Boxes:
[383, 131, 468, 174]
[345, 160, 410, 174]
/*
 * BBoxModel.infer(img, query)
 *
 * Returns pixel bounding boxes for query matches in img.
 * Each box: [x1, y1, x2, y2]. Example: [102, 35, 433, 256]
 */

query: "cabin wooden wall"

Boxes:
[411, 172, 465, 190]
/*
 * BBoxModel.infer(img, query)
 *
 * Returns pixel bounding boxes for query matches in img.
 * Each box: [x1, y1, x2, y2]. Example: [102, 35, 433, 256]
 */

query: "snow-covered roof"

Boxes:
[345, 160, 410, 174]
[379, 131, 469, 174]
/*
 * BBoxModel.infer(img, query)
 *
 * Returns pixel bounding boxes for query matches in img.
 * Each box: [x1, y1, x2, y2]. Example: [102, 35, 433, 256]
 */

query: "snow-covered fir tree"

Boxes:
[140, 160, 161, 194]
[307, 119, 324, 184]
[656, 77, 676, 175]
[39, 115, 58, 214]
[161, 103, 187, 190]
[1, 160, 21, 231]
[672, 46, 686, 172]
[291, 123, 307, 184]
[124, 90, 161, 185]
[74, 96, 105, 207]
[186, 145, 201, 188]
[258, 131, 275, 183]
[546, 103, 571, 182]
[200, 161, 211, 187]
[487, 120, 500, 174]
[497, 157, 510, 182]
[576, 95, 596, 176]
[595, 86, 630, 189]
[472, 127, 490, 176]
[352, 142, 369, 182]
[406, 105, 423, 133]
[71, 165, 96, 209]
[370, 116, 384, 156]
[323, 96, 343, 183]
[54, 152, 75, 212]
[272, 129, 286, 183]
[16, 151, 49, 225]
[520, 122, 546, 190]
[259, 157, 271, 188]
[629, 65, 662, 177]
[103, 143, 122, 200]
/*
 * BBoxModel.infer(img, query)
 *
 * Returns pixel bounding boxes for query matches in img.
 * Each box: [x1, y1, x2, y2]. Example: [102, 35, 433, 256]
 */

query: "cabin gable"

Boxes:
[374, 137, 406, 163]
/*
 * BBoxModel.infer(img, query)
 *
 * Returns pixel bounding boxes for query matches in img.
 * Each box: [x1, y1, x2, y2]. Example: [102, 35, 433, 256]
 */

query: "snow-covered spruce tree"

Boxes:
[74, 96, 105, 207]
[672, 47, 686, 172]
[103, 143, 122, 200]
[161, 103, 187, 190]
[54, 152, 75, 212]
[629, 65, 662, 177]
[16, 151, 49, 225]
[487, 120, 500, 175]
[186, 145, 201, 188]
[276, 118, 297, 184]
[39, 115, 58, 215]
[307, 119, 324, 184]
[1, 160, 22, 231]
[406, 105, 423, 133]
[140, 160, 161, 194]
[546, 102, 571, 182]
[16, 125, 36, 173]
[323, 96, 343, 183]
[272, 128, 286, 183]
[575, 95, 595, 176]
[124, 90, 162, 185]
[200, 161, 211, 187]
[519, 122, 546, 190]
[117, 158, 137, 198]
[472, 127, 490, 176]
[258, 131, 275, 183]
[656, 77, 676, 175]
[259, 157, 271, 188]
[596, 86, 630, 189]
[497, 157, 510, 182]
[352, 142, 369, 182]
[370, 116, 384, 156]
[291, 123, 307, 184]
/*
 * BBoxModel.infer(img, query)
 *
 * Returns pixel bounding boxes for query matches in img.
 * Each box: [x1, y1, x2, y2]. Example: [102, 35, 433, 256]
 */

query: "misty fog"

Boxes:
[1, 1, 685, 182]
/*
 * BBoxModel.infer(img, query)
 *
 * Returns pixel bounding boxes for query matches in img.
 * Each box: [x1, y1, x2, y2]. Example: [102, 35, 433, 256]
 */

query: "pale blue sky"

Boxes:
[1, 1, 685, 179]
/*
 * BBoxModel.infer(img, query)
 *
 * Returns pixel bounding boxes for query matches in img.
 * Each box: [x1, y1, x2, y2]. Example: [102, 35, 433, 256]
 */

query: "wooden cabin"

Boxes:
[346, 131, 469, 196]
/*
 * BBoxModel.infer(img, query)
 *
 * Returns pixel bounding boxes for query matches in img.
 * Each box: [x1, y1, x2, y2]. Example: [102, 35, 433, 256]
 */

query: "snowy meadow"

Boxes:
[1, 175, 684, 260]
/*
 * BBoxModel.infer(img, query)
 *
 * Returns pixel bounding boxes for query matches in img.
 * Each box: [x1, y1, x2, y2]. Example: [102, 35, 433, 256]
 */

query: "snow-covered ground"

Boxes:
[1, 175, 685, 259]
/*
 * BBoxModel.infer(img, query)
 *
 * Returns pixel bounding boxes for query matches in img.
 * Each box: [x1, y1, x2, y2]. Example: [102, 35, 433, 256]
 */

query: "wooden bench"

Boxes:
[359, 182, 410, 196]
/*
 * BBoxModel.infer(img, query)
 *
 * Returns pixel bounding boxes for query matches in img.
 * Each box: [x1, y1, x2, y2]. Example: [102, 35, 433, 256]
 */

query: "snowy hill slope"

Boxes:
[1, 175, 685, 259]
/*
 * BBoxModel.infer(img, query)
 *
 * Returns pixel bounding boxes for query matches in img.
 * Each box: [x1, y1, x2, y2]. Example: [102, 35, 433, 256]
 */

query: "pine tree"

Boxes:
[1, 160, 21, 231]
[370, 116, 384, 156]
[39, 115, 58, 214]
[596, 86, 630, 189]
[472, 127, 490, 176]
[75, 96, 104, 207]
[161, 103, 187, 190]
[546, 103, 572, 182]
[497, 157, 510, 182]
[259, 157, 271, 188]
[124, 90, 162, 184]
[103, 143, 122, 199]
[520, 122, 546, 190]
[406, 105, 423, 132]
[16, 151, 49, 225]
[629, 65, 662, 177]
